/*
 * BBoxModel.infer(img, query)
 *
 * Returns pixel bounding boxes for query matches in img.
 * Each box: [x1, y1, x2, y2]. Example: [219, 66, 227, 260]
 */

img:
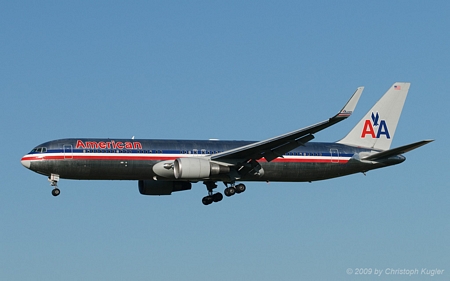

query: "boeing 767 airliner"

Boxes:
[21, 83, 432, 205]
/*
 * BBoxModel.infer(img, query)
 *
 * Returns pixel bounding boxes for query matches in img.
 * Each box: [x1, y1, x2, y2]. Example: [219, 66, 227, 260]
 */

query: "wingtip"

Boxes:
[337, 86, 364, 118]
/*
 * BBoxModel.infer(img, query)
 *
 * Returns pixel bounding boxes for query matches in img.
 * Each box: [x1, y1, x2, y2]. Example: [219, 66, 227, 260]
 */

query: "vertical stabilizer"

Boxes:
[337, 82, 410, 151]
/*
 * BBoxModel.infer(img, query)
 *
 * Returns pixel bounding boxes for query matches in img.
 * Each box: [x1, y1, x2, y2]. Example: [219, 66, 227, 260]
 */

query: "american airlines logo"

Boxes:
[337, 110, 352, 117]
[75, 140, 143, 150]
[361, 112, 390, 139]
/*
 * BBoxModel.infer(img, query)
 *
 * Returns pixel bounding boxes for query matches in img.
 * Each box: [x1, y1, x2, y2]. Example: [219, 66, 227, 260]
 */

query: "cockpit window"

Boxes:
[31, 147, 47, 153]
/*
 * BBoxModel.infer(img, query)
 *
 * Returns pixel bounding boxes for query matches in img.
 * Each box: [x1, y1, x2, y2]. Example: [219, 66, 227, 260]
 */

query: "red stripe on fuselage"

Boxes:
[21, 154, 350, 164]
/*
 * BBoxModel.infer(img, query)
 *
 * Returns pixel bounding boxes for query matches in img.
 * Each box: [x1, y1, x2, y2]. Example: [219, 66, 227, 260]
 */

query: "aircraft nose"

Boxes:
[21, 157, 31, 169]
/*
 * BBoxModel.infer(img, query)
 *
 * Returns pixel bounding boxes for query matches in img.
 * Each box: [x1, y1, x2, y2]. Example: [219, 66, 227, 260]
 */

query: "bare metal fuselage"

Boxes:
[22, 138, 404, 183]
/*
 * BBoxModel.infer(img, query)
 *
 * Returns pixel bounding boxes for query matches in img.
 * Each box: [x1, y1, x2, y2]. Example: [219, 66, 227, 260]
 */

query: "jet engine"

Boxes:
[138, 180, 191, 195]
[174, 158, 230, 179]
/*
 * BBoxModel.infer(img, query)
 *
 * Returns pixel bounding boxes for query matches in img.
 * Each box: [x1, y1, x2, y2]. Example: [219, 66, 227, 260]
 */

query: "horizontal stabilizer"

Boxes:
[363, 140, 434, 161]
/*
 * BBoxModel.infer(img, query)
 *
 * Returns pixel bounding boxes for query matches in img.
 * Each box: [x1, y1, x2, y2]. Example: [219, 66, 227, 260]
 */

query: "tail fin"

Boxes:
[337, 82, 410, 151]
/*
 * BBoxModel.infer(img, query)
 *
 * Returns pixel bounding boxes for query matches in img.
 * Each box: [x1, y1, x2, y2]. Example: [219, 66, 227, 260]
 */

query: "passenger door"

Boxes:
[63, 144, 73, 159]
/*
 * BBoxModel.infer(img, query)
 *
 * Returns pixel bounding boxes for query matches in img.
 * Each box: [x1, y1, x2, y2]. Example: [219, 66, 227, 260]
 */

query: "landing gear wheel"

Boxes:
[202, 196, 213, 205]
[235, 184, 246, 194]
[212, 192, 223, 202]
[224, 187, 236, 197]
[51, 188, 60, 197]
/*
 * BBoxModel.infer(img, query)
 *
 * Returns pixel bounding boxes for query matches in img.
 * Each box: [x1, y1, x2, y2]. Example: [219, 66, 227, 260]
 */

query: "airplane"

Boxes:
[21, 82, 432, 205]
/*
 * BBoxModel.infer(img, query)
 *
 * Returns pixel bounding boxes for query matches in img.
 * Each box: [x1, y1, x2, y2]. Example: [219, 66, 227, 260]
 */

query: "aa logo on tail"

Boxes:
[361, 112, 390, 139]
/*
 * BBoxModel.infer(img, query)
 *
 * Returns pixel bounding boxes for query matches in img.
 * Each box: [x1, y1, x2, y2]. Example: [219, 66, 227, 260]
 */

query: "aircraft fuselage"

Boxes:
[21, 138, 404, 182]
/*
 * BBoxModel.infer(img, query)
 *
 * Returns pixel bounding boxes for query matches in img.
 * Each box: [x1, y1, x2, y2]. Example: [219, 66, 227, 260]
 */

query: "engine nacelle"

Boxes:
[138, 180, 191, 195]
[153, 160, 176, 178]
[174, 158, 230, 179]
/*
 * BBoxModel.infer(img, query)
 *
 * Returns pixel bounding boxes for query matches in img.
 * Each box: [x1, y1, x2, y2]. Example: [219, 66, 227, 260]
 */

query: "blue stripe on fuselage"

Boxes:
[29, 138, 361, 158]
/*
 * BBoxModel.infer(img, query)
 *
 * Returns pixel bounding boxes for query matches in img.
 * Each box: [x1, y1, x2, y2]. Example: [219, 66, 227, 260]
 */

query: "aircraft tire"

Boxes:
[224, 187, 236, 197]
[202, 196, 213, 205]
[235, 184, 246, 194]
[212, 192, 223, 202]
[52, 188, 60, 197]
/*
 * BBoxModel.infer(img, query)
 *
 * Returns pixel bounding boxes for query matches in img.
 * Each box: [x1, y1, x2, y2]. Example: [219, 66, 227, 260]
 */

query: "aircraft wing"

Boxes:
[211, 87, 364, 164]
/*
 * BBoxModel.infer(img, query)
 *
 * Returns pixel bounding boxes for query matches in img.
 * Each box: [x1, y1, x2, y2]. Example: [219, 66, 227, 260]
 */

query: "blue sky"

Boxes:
[1, 1, 448, 280]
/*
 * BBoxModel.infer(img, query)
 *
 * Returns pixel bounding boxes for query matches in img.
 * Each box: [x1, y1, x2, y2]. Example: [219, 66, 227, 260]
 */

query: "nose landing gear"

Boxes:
[48, 174, 60, 197]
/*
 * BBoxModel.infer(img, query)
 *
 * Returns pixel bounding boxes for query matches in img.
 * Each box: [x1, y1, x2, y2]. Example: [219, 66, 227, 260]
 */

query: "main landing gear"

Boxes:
[48, 173, 60, 197]
[224, 183, 246, 196]
[202, 181, 246, 205]
[202, 181, 223, 205]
